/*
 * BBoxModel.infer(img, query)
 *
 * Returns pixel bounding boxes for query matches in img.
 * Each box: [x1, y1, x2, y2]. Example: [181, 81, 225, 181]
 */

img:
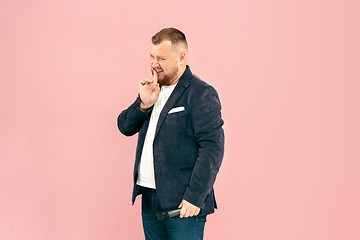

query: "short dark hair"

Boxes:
[152, 28, 188, 50]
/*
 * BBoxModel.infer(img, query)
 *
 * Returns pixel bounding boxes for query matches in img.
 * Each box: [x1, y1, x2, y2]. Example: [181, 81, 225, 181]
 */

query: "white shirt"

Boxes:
[136, 84, 177, 189]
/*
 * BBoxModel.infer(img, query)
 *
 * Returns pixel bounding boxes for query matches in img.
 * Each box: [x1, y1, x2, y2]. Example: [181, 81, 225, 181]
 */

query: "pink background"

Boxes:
[1, 0, 359, 239]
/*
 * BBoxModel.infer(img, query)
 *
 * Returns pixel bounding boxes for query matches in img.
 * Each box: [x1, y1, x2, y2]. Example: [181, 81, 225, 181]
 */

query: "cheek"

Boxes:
[159, 63, 167, 71]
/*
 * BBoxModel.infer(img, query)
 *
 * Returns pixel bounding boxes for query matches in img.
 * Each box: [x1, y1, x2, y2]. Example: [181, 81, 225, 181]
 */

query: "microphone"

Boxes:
[155, 209, 181, 221]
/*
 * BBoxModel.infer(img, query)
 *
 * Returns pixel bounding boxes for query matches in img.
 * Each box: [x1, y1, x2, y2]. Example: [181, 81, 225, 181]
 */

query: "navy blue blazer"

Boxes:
[117, 66, 224, 216]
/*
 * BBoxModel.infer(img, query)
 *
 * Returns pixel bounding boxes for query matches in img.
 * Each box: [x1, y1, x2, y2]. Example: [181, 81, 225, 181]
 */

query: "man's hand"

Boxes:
[139, 71, 160, 111]
[178, 199, 200, 218]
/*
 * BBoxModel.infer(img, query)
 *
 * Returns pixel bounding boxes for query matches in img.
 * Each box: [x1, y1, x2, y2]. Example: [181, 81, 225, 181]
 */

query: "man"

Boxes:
[117, 28, 224, 240]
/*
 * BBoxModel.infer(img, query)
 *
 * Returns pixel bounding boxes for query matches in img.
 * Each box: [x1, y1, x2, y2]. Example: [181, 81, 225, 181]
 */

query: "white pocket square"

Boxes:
[168, 106, 185, 114]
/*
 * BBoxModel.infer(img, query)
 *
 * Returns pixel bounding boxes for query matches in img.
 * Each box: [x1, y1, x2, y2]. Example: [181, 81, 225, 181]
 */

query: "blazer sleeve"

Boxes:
[117, 95, 152, 136]
[183, 85, 225, 208]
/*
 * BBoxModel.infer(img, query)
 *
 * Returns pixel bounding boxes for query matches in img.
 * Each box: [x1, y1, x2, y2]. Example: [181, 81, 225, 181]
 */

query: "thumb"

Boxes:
[178, 200, 183, 208]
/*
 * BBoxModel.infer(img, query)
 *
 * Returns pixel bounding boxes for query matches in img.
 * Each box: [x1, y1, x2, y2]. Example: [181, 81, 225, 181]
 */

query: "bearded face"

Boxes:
[150, 41, 182, 86]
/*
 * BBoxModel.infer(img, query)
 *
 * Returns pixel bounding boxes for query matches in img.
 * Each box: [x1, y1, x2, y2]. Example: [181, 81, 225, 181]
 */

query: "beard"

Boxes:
[157, 65, 179, 87]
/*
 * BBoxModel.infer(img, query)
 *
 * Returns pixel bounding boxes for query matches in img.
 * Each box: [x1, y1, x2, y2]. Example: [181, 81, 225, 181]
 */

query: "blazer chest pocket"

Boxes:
[165, 107, 188, 125]
[168, 106, 185, 115]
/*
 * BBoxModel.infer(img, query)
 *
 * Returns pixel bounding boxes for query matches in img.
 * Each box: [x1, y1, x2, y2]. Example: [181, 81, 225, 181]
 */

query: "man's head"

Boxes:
[150, 28, 188, 86]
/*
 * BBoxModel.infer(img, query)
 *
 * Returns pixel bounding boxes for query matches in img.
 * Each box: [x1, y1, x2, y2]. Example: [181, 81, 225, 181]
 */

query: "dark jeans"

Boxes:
[140, 186, 206, 240]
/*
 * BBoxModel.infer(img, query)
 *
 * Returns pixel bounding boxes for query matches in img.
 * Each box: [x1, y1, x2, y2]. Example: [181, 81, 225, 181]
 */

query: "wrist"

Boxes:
[139, 101, 151, 112]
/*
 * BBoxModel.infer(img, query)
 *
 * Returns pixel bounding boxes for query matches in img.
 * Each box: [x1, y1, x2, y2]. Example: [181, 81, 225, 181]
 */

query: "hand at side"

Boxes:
[178, 199, 200, 218]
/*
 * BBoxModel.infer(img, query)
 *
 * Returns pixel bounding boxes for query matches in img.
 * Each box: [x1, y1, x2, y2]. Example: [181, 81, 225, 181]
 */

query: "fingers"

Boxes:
[179, 207, 199, 218]
[180, 207, 186, 218]
[178, 200, 200, 218]
[139, 75, 159, 87]
[179, 200, 186, 218]
[152, 70, 158, 84]
[139, 80, 147, 86]
[195, 208, 200, 216]
[139, 78, 157, 86]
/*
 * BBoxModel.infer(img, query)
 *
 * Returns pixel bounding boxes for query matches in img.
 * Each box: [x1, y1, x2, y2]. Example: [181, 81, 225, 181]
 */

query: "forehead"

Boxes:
[150, 40, 173, 56]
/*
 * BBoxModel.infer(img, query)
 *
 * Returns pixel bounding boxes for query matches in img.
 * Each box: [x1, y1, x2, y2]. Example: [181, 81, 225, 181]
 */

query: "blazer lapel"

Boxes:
[154, 67, 191, 139]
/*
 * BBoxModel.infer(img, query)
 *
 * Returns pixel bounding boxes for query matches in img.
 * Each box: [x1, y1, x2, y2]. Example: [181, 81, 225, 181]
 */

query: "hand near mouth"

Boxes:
[138, 70, 160, 111]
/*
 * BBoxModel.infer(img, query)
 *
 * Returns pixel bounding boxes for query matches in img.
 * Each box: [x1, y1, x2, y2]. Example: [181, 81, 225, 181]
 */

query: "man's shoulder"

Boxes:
[186, 72, 222, 114]
[187, 73, 219, 98]
[188, 73, 216, 92]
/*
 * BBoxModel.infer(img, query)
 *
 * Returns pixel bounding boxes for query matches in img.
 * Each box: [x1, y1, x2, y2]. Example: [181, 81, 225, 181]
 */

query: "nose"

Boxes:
[151, 59, 160, 68]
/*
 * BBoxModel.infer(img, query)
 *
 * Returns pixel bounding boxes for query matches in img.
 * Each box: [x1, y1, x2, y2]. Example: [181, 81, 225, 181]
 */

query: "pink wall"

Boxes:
[1, 0, 359, 239]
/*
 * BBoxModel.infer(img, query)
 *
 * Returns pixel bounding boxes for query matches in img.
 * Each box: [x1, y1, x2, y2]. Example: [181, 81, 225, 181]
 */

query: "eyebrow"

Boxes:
[150, 53, 167, 58]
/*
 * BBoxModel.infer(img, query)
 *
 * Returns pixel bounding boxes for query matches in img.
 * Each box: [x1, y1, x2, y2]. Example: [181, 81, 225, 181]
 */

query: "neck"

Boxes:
[167, 66, 186, 86]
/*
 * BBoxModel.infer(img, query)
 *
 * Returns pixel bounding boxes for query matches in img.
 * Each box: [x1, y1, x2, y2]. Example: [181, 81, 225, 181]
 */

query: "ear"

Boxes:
[179, 51, 186, 64]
